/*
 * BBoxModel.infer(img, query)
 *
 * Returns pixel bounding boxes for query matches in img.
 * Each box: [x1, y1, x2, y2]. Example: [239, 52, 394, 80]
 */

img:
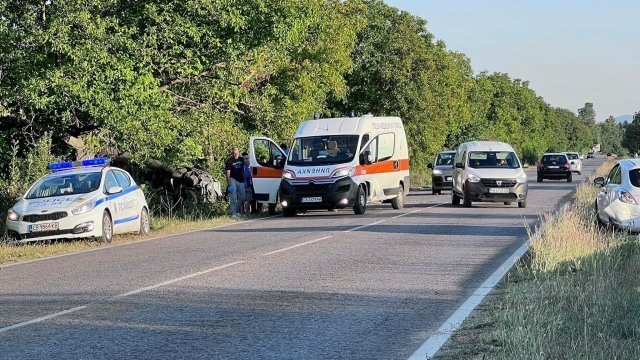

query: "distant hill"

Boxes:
[616, 114, 634, 124]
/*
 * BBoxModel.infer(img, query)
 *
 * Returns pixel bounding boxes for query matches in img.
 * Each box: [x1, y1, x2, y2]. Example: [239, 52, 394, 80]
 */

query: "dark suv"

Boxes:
[537, 153, 572, 182]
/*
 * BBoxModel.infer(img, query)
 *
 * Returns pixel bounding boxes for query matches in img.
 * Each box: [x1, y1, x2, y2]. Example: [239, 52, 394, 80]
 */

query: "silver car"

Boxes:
[594, 159, 640, 232]
[428, 151, 456, 194]
[564, 152, 583, 175]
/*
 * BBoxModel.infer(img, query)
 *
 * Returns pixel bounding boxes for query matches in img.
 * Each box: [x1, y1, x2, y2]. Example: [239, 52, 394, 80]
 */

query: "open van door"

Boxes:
[249, 137, 285, 212]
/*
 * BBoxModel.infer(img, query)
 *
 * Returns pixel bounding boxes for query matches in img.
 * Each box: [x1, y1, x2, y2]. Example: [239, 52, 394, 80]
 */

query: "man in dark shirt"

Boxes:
[225, 147, 246, 216]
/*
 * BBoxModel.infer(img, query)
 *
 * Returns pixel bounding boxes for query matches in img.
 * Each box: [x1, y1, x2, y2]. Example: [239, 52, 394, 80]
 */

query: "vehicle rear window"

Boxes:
[630, 169, 640, 188]
[566, 153, 579, 160]
[436, 152, 455, 166]
[541, 155, 567, 164]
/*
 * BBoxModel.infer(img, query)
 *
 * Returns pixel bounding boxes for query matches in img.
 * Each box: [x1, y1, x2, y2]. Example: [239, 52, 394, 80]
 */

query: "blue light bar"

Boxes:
[81, 158, 111, 167]
[48, 161, 73, 171]
[48, 158, 111, 171]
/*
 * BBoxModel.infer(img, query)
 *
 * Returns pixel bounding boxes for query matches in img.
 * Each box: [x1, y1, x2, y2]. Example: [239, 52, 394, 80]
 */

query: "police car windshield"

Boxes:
[436, 152, 455, 166]
[288, 135, 359, 165]
[468, 151, 520, 169]
[26, 172, 102, 199]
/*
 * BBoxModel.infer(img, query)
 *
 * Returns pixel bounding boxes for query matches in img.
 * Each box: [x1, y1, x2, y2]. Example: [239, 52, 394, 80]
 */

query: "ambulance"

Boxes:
[249, 115, 410, 216]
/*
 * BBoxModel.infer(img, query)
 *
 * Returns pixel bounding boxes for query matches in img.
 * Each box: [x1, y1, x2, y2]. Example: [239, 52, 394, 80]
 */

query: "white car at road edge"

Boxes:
[564, 152, 583, 175]
[6, 158, 150, 243]
[594, 158, 640, 232]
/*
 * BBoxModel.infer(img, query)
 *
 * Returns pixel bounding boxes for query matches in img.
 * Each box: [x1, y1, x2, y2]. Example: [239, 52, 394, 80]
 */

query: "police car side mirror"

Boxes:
[107, 186, 123, 194]
[427, 163, 433, 169]
[455, 162, 464, 169]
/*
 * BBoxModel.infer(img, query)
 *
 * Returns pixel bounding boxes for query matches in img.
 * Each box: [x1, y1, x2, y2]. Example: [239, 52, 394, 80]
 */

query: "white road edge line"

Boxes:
[0, 305, 88, 334]
[114, 261, 244, 298]
[407, 240, 530, 360]
[1, 215, 278, 269]
[261, 236, 334, 256]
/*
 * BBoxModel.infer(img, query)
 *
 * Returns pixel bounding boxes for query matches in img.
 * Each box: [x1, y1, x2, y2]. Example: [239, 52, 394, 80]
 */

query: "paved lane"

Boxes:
[0, 158, 605, 359]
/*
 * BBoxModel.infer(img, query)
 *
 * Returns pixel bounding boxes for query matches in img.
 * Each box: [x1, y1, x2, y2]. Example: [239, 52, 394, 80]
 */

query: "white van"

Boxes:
[451, 141, 528, 208]
[249, 115, 410, 216]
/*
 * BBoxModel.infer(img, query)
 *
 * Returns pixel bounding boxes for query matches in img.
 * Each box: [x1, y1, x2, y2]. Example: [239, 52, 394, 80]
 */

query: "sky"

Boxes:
[386, 0, 639, 121]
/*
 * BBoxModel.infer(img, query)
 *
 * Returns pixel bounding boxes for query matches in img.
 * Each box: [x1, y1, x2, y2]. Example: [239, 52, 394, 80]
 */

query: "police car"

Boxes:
[5, 158, 150, 243]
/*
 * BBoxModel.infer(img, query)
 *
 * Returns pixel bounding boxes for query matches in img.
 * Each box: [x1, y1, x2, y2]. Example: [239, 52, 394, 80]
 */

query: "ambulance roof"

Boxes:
[294, 116, 403, 138]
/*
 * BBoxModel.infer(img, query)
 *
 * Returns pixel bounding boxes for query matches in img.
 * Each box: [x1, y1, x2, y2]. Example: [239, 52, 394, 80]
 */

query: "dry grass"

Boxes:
[0, 214, 251, 265]
[436, 160, 640, 359]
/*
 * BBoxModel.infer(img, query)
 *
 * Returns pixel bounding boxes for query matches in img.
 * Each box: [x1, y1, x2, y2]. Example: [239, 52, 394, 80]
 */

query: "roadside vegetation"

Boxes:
[435, 161, 640, 359]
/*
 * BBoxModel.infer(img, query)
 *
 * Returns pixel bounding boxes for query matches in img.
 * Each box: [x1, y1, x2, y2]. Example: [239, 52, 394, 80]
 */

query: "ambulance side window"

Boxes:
[377, 133, 395, 162]
[360, 134, 369, 153]
[103, 171, 119, 194]
[114, 170, 131, 188]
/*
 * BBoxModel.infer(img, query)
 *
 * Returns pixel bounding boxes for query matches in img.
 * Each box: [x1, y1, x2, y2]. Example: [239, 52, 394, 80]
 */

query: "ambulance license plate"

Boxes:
[489, 188, 509, 194]
[301, 197, 322, 203]
[29, 222, 59, 232]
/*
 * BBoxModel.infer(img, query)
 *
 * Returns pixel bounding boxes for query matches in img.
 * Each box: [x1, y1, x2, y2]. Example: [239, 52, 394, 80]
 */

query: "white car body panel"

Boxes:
[596, 159, 640, 232]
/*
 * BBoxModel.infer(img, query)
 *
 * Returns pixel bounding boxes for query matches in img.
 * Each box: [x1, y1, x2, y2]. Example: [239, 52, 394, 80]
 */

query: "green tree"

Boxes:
[599, 115, 624, 154]
[622, 112, 640, 154]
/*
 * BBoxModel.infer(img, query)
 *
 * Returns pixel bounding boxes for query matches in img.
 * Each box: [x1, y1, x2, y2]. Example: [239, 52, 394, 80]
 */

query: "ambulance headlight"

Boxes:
[7, 209, 20, 221]
[72, 198, 98, 215]
[332, 167, 355, 178]
[283, 170, 296, 180]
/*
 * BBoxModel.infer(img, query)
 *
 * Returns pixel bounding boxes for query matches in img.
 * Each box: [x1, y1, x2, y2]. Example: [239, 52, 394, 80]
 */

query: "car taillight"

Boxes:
[618, 189, 638, 205]
[564, 163, 570, 169]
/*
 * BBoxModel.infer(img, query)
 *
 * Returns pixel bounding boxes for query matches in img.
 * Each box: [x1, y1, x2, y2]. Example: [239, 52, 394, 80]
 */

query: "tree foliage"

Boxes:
[0, 0, 627, 178]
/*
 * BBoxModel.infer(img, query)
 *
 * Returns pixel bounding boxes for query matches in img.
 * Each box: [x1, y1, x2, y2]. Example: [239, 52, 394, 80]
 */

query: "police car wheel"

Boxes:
[139, 208, 150, 236]
[99, 211, 113, 243]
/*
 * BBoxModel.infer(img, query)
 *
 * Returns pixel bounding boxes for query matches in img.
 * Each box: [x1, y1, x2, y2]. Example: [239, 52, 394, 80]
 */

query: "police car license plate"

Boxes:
[489, 188, 509, 194]
[301, 197, 322, 203]
[29, 222, 59, 232]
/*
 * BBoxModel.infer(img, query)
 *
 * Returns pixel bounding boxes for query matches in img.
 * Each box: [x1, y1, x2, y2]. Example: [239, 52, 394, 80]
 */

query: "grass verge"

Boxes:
[0, 213, 259, 266]
[435, 161, 640, 359]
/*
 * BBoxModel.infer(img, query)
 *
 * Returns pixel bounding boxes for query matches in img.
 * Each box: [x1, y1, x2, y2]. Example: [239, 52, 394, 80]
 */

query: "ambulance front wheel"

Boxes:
[353, 186, 367, 215]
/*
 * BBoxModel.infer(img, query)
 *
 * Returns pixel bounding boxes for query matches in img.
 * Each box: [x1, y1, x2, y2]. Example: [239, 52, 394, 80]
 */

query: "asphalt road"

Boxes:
[0, 157, 606, 360]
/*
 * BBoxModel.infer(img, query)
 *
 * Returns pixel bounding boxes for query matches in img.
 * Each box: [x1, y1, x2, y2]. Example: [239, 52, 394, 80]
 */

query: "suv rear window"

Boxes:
[566, 153, 579, 160]
[541, 155, 567, 164]
[630, 169, 640, 188]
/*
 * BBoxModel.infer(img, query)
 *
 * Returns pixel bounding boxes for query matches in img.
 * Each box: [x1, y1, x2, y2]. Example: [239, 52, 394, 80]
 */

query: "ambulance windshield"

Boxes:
[288, 135, 359, 165]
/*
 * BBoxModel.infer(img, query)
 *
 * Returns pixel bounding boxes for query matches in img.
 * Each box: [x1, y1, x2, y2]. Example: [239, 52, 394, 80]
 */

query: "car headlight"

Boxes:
[432, 169, 442, 175]
[7, 208, 20, 221]
[467, 174, 481, 183]
[72, 198, 98, 215]
[516, 174, 528, 184]
[618, 189, 638, 205]
[283, 170, 296, 180]
[332, 167, 355, 178]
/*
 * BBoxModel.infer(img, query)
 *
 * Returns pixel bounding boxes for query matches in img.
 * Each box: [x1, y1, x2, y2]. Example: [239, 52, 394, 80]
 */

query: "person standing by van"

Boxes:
[225, 147, 246, 216]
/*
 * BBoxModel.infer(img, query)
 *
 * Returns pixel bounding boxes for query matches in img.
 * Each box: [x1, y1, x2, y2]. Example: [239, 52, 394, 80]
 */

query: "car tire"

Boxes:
[391, 185, 404, 209]
[98, 211, 113, 243]
[353, 186, 367, 215]
[451, 191, 461, 206]
[139, 208, 150, 236]
[462, 186, 472, 207]
[567, 173, 573, 183]
[433, 189, 441, 195]
[518, 200, 526, 208]
[537, 175, 543, 183]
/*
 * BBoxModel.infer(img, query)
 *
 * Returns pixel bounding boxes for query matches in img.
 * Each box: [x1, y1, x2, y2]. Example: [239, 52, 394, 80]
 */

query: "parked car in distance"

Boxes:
[607, 152, 613, 157]
[428, 151, 456, 194]
[587, 151, 595, 159]
[594, 159, 640, 232]
[564, 152, 583, 175]
[451, 141, 528, 208]
[537, 153, 572, 182]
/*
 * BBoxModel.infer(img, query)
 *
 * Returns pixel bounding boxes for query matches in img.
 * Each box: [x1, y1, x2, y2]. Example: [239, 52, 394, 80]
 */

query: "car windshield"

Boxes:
[288, 135, 359, 165]
[566, 153, 580, 160]
[630, 169, 640, 188]
[26, 172, 102, 199]
[436, 152, 456, 166]
[542, 155, 567, 164]
[468, 151, 520, 169]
